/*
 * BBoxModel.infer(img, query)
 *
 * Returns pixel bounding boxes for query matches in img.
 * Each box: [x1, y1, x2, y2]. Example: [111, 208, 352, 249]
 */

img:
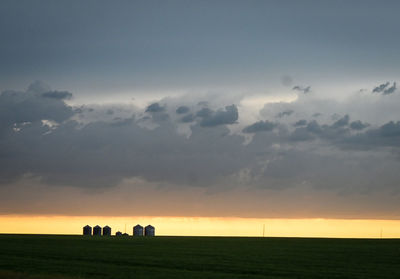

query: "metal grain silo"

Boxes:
[133, 224, 144, 236]
[83, 225, 92, 236]
[93, 225, 102, 236]
[103, 225, 111, 236]
[144, 225, 155, 236]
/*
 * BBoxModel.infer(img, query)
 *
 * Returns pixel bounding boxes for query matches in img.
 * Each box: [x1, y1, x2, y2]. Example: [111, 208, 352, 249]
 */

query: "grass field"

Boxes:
[0, 234, 399, 278]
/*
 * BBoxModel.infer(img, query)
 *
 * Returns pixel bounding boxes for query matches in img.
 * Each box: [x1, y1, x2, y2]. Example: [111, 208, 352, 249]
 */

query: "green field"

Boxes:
[0, 234, 399, 278]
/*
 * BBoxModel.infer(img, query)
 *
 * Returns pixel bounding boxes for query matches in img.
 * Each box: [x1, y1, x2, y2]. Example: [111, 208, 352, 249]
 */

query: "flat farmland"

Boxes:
[0, 234, 399, 278]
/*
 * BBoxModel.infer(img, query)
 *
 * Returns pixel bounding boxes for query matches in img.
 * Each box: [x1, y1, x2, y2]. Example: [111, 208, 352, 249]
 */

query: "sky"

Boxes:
[1, 0, 400, 236]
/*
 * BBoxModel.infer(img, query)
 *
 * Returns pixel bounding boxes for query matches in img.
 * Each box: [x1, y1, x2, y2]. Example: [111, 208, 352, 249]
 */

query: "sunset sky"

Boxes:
[1, 0, 400, 237]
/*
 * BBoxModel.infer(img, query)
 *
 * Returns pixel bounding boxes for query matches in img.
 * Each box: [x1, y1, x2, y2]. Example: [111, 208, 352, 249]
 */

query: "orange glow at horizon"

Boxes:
[0, 215, 400, 238]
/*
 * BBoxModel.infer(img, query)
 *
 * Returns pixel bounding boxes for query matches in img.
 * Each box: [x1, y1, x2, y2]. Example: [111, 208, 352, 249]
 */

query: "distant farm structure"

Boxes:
[103, 226, 111, 236]
[83, 225, 92, 235]
[82, 224, 155, 237]
[93, 225, 102, 236]
[145, 225, 155, 236]
[133, 224, 144, 236]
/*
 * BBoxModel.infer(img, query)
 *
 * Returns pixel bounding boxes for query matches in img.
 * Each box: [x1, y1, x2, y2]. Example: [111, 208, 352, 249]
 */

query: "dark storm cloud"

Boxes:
[196, 107, 212, 118]
[383, 82, 396, 95]
[198, 105, 238, 127]
[145, 103, 165, 113]
[372, 81, 397, 95]
[293, 120, 307, 127]
[334, 121, 400, 150]
[176, 106, 190, 114]
[42, 91, 73, 100]
[1, 0, 400, 97]
[2, 83, 400, 204]
[181, 113, 195, 123]
[379, 121, 400, 137]
[276, 110, 294, 118]
[242, 120, 276, 133]
[292, 86, 311, 94]
[332, 115, 349, 128]
[372, 82, 390, 93]
[350, 120, 369, 130]
[0, 82, 74, 136]
[0, 118, 248, 187]
[0, 85, 247, 187]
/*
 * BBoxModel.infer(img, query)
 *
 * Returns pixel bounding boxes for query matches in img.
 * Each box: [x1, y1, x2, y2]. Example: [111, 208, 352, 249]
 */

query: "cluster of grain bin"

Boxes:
[133, 224, 155, 236]
[82, 224, 155, 236]
[82, 225, 112, 236]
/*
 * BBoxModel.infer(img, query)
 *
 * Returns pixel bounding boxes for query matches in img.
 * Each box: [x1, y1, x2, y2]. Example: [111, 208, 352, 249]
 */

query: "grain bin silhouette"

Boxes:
[103, 225, 111, 236]
[93, 225, 102, 236]
[133, 224, 144, 236]
[115, 231, 122, 236]
[144, 225, 155, 236]
[83, 225, 92, 236]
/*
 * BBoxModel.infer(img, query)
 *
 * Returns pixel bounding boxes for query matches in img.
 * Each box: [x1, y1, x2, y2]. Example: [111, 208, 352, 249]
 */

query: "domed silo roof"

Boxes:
[93, 225, 102, 236]
[83, 225, 92, 236]
[144, 225, 155, 236]
[133, 224, 144, 236]
[102, 225, 112, 236]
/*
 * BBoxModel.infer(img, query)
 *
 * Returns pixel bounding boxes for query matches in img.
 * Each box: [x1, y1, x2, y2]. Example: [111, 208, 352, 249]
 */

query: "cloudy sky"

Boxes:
[1, 0, 400, 226]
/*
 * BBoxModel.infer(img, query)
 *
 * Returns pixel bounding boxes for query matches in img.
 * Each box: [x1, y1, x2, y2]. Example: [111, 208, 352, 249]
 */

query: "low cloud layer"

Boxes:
[1, 81, 400, 218]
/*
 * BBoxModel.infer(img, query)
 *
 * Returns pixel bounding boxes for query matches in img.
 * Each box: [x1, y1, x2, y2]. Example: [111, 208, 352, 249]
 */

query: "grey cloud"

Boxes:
[276, 110, 294, 118]
[176, 106, 190, 114]
[306, 120, 323, 134]
[196, 107, 212, 118]
[197, 101, 209, 107]
[0, 83, 74, 136]
[242, 120, 276, 133]
[379, 121, 400, 137]
[289, 126, 317, 141]
[294, 119, 307, 127]
[292, 85, 311, 94]
[334, 121, 400, 150]
[199, 105, 238, 127]
[332, 115, 349, 128]
[0, 117, 248, 188]
[372, 82, 390, 93]
[42, 91, 73, 100]
[3, 83, 400, 207]
[181, 113, 195, 123]
[383, 82, 396, 95]
[152, 112, 169, 122]
[350, 120, 369, 130]
[145, 103, 165, 113]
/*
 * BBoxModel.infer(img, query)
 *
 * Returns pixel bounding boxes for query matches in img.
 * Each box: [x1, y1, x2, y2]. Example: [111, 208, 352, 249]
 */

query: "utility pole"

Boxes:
[263, 224, 265, 237]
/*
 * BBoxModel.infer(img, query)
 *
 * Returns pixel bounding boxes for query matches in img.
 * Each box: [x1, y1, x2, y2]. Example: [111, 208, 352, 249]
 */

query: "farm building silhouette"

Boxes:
[145, 225, 155, 236]
[83, 225, 92, 235]
[82, 224, 155, 236]
[103, 226, 111, 236]
[133, 224, 144, 236]
[93, 225, 102, 236]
